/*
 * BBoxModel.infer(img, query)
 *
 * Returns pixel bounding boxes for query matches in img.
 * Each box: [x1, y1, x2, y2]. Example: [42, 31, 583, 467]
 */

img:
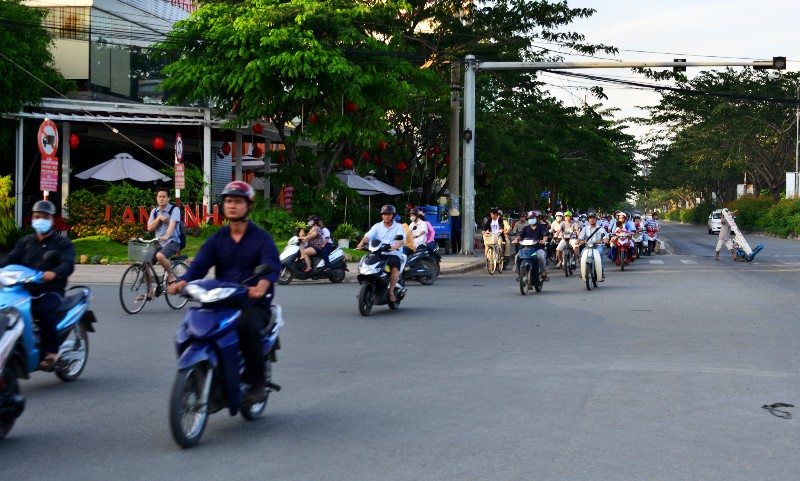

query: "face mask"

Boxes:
[410, 216, 416, 222]
[307, 220, 315, 226]
[32, 218, 53, 235]
[527, 219, 536, 225]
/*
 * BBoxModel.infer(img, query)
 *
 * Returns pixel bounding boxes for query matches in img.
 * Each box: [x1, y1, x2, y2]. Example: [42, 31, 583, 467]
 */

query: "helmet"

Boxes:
[497, 209, 503, 216]
[587, 211, 597, 218]
[555, 211, 563, 217]
[380, 204, 396, 215]
[307, 214, 319, 222]
[220, 181, 255, 203]
[564, 211, 573, 217]
[409, 208, 422, 217]
[527, 210, 539, 219]
[32, 200, 56, 216]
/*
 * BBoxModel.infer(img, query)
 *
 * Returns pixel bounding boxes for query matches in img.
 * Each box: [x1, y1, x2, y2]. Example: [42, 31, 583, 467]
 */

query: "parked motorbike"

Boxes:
[611, 231, 633, 271]
[357, 237, 407, 316]
[517, 239, 543, 296]
[169, 264, 283, 448]
[277, 236, 347, 284]
[580, 241, 603, 291]
[645, 226, 659, 255]
[403, 244, 441, 285]
[0, 257, 97, 439]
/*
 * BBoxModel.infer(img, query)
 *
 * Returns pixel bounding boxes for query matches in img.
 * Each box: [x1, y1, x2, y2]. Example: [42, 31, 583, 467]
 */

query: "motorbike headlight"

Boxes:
[0, 270, 26, 286]
[186, 284, 237, 303]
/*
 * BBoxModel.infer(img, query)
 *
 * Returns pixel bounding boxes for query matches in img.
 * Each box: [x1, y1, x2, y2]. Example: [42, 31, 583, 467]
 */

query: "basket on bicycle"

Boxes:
[483, 233, 501, 247]
[128, 240, 156, 262]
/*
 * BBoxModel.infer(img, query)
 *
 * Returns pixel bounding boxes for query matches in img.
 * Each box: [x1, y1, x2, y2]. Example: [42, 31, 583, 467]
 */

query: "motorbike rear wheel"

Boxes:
[56, 323, 89, 382]
[417, 258, 438, 285]
[519, 263, 529, 296]
[241, 359, 271, 420]
[277, 266, 294, 285]
[169, 364, 210, 448]
[358, 283, 374, 316]
[0, 372, 20, 439]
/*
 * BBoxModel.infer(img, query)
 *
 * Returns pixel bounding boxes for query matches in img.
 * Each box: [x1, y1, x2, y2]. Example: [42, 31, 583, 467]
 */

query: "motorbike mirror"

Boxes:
[394, 235, 403, 241]
[252, 264, 273, 277]
[42, 250, 59, 262]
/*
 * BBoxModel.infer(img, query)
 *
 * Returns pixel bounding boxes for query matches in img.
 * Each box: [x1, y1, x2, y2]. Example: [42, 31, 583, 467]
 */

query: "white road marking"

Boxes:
[680, 259, 697, 265]
[648, 260, 664, 264]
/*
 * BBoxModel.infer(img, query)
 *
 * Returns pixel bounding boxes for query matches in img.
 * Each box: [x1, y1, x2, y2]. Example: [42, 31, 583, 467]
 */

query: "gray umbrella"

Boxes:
[75, 152, 171, 182]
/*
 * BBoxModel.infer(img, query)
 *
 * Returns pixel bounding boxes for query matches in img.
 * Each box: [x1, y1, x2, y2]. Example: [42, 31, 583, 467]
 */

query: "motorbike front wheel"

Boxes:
[519, 263, 529, 296]
[0, 372, 20, 439]
[619, 249, 626, 271]
[169, 364, 210, 448]
[358, 283, 374, 316]
[56, 323, 89, 382]
[584, 261, 592, 291]
[277, 266, 294, 285]
[563, 251, 571, 277]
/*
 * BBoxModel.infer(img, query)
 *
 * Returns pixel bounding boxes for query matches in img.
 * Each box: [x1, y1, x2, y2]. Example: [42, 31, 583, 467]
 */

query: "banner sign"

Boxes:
[40, 156, 59, 192]
[38, 120, 59, 193]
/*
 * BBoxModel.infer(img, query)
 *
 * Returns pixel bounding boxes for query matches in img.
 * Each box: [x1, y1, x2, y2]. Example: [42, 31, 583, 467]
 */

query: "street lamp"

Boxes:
[773, 74, 800, 198]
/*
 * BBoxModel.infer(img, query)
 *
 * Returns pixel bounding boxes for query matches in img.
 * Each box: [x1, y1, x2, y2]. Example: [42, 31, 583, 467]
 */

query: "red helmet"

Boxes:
[221, 181, 254, 203]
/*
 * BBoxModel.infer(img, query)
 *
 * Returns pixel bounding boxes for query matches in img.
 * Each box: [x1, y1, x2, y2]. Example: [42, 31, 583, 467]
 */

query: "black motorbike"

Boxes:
[403, 244, 441, 285]
[357, 237, 407, 316]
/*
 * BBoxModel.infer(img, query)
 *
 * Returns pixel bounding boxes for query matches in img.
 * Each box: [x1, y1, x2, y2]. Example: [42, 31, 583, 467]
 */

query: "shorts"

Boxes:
[557, 239, 579, 251]
[385, 255, 401, 270]
[716, 238, 733, 251]
[152, 241, 180, 263]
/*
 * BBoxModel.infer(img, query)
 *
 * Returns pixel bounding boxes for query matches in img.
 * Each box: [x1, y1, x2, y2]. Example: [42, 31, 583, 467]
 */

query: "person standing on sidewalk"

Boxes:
[715, 213, 738, 261]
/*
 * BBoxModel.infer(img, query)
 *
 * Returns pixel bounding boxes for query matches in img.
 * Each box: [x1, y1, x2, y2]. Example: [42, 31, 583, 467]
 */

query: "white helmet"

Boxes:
[555, 211, 564, 217]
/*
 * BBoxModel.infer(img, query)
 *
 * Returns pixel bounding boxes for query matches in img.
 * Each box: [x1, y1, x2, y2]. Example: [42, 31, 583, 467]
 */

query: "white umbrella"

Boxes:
[364, 175, 403, 196]
[75, 152, 171, 182]
[337, 170, 403, 224]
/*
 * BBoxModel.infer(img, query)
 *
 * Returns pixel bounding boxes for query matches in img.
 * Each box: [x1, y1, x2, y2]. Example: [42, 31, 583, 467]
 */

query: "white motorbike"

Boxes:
[277, 236, 347, 284]
[580, 241, 603, 291]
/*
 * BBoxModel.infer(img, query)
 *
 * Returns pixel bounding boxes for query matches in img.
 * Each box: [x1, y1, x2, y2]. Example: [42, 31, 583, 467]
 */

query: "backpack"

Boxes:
[153, 206, 186, 250]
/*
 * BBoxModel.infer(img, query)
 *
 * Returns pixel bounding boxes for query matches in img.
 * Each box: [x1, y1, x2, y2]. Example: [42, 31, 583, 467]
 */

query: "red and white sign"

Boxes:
[175, 132, 184, 163]
[175, 132, 185, 189]
[281, 185, 294, 212]
[40, 156, 59, 192]
[38, 120, 59, 193]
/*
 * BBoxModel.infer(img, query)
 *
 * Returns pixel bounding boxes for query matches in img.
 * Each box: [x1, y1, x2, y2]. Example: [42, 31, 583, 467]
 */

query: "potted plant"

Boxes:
[333, 223, 357, 248]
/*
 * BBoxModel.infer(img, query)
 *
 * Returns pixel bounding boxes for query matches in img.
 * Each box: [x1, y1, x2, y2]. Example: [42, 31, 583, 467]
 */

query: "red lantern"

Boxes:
[444, 155, 450, 165]
[343, 157, 354, 169]
[152, 137, 164, 150]
[425, 152, 432, 159]
[398, 162, 407, 172]
[432, 145, 440, 154]
[221, 142, 232, 156]
[373, 156, 382, 166]
[68, 133, 79, 150]
[379, 140, 387, 151]
[361, 152, 370, 161]
[310, 114, 319, 124]
[395, 176, 401, 184]
[252, 123, 263, 134]
[252, 146, 263, 158]
[344, 100, 358, 113]
[276, 151, 285, 163]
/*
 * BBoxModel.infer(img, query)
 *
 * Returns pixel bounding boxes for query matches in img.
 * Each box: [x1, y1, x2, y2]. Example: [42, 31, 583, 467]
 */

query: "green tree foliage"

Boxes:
[0, 175, 18, 247]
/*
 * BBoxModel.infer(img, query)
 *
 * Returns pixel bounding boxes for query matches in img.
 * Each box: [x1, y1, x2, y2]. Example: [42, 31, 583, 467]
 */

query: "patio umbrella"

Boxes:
[75, 152, 170, 182]
[336, 170, 403, 224]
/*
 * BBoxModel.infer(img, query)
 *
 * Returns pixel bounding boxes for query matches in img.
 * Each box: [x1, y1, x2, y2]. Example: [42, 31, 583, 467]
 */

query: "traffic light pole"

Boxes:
[460, 56, 783, 255]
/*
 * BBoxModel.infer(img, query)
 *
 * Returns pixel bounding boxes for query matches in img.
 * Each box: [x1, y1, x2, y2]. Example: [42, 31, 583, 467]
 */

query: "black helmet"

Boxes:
[587, 211, 597, 218]
[380, 204, 396, 215]
[307, 214, 319, 222]
[409, 207, 423, 217]
[220, 181, 255, 203]
[32, 200, 56, 216]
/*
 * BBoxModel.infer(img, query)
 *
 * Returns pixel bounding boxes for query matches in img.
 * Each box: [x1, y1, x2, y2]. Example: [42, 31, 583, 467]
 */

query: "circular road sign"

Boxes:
[37, 120, 59, 158]
[175, 132, 184, 163]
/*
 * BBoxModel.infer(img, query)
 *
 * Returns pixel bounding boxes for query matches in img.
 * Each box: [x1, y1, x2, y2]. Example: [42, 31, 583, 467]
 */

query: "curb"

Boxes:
[440, 260, 485, 276]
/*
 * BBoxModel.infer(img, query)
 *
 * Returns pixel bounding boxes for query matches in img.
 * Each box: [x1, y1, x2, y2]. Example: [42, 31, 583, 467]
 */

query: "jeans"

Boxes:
[238, 303, 271, 386]
[319, 243, 332, 268]
[32, 292, 63, 355]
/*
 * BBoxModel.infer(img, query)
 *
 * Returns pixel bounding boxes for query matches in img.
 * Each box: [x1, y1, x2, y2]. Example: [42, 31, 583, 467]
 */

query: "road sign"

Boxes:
[37, 119, 58, 158]
[175, 132, 183, 163]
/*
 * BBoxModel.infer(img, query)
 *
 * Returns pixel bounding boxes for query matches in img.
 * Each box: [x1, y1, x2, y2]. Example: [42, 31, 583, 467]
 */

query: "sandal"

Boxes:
[38, 356, 58, 372]
[136, 294, 155, 302]
[388, 291, 397, 302]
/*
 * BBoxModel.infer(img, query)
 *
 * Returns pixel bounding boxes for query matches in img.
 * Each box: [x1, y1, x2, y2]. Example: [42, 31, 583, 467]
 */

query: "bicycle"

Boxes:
[482, 232, 505, 275]
[119, 238, 190, 314]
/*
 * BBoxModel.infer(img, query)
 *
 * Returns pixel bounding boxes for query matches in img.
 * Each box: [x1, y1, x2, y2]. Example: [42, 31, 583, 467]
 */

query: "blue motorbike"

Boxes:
[0, 260, 97, 439]
[169, 265, 283, 448]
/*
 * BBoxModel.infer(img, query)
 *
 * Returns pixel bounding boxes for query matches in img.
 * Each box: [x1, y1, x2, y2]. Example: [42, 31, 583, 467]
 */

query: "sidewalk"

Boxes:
[70, 254, 486, 284]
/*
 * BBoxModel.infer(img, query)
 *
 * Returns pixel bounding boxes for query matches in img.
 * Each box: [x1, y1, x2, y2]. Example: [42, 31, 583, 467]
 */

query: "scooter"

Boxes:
[169, 264, 283, 448]
[0, 308, 25, 439]
[357, 237, 407, 316]
[403, 244, 441, 285]
[580, 241, 603, 291]
[0, 257, 96, 383]
[632, 227, 645, 258]
[611, 231, 633, 271]
[277, 236, 347, 284]
[645, 226, 659, 255]
[517, 239, 543, 296]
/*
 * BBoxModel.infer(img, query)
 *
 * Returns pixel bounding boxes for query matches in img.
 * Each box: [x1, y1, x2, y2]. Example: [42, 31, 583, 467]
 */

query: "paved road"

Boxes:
[3, 222, 799, 480]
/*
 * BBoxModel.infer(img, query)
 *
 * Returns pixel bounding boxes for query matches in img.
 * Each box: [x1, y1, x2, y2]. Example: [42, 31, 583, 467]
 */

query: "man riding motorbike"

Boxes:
[356, 205, 405, 303]
[168, 181, 281, 404]
[513, 211, 550, 282]
[0, 200, 75, 370]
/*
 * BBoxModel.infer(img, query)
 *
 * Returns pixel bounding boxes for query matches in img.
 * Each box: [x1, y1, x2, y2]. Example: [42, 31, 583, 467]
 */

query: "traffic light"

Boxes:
[673, 59, 686, 72]
[754, 56, 786, 70]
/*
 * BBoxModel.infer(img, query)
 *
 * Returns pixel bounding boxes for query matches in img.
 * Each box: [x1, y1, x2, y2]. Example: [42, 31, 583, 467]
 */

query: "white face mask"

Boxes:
[307, 220, 315, 226]
[527, 219, 536, 225]
[410, 215, 417, 222]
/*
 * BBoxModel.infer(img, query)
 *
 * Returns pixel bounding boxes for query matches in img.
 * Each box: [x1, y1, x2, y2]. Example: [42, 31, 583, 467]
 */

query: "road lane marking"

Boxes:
[648, 260, 664, 264]
[680, 259, 697, 264]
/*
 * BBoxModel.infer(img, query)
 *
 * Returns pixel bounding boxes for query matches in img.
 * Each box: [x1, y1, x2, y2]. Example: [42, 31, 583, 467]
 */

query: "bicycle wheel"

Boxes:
[497, 247, 505, 273]
[486, 248, 497, 275]
[519, 263, 529, 295]
[119, 264, 150, 314]
[166, 261, 190, 309]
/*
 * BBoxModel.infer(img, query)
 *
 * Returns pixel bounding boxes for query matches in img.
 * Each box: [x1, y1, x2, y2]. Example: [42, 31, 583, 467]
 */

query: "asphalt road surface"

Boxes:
[3, 221, 799, 481]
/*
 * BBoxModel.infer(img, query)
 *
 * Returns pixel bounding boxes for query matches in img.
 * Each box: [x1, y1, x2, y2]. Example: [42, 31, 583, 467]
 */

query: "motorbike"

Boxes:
[561, 233, 578, 277]
[403, 244, 441, 285]
[632, 227, 645, 258]
[169, 264, 283, 448]
[580, 241, 603, 291]
[611, 230, 633, 271]
[517, 239, 543, 296]
[645, 225, 659, 255]
[357, 236, 407, 316]
[0, 258, 97, 439]
[277, 236, 347, 284]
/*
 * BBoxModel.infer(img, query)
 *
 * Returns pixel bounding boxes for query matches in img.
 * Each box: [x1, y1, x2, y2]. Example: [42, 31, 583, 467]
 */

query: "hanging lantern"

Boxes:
[398, 162, 407, 172]
[425, 152, 432, 159]
[379, 139, 387, 151]
[221, 142, 232, 156]
[68, 133, 79, 150]
[152, 137, 165, 150]
[310, 113, 319, 124]
[276, 151, 285, 163]
[252, 146, 263, 158]
[252, 123, 263, 134]
[361, 152, 370, 161]
[373, 156, 382, 166]
[343, 157, 354, 169]
[444, 155, 450, 165]
[432, 145, 441, 154]
[344, 100, 358, 113]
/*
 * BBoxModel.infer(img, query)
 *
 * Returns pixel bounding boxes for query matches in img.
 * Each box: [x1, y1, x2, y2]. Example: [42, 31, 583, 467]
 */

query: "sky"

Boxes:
[541, 0, 800, 140]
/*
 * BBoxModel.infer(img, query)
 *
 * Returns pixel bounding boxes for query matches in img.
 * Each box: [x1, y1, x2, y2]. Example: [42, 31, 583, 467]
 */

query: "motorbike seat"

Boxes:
[55, 289, 88, 314]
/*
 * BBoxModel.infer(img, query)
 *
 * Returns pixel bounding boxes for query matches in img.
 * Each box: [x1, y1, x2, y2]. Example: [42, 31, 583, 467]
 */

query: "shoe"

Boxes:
[243, 384, 266, 404]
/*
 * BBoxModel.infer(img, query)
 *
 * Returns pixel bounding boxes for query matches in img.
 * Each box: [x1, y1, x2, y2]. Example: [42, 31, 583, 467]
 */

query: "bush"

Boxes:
[332, 223, 358, 242]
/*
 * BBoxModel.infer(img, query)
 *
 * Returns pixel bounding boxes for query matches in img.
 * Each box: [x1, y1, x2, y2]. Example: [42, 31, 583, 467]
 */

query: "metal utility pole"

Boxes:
[459, 57, 783, 255]
[448, 60, 461, 213]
